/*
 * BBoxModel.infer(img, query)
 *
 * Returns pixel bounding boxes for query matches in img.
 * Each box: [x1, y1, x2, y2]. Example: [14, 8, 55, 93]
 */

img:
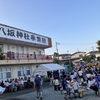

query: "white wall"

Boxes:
[3, 43, 44, 54]
[71, 52, 85, 58]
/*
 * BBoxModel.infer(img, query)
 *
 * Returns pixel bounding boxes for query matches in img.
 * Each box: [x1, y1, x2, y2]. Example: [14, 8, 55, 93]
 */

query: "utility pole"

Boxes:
[56, 42, 60, 60]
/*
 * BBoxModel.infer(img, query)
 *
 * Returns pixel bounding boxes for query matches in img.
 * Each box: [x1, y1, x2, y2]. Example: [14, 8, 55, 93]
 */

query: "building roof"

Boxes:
[71, 51, 86, 56]
[87, 51, 99, 54]
[59, 57, 80, 61]
[59, 53, 71, 56]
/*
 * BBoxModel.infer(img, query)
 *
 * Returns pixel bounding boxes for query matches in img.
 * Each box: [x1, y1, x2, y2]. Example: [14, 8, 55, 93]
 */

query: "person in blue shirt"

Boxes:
[34, 74, 43, 100]
[62, 76, 69, 100]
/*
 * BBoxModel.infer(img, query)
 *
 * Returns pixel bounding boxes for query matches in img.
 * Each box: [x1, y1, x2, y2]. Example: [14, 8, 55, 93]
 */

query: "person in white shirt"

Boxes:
[53, 78, 59, 91]
[78, 69, 84, 84]
[31, 76, 35, 82]
[31, 75, 35, 86]
[70, 73, 75, 81]
[88, 77, 99, 96]
[4, 81, 10, 87]
[74, 71, 77, 78]
[11, 79, 17, 91]
[19, 78, 24, 90]
[86, 73, 91, 79]
[78, 70, 83, 78]
[73, 78, 80, 98]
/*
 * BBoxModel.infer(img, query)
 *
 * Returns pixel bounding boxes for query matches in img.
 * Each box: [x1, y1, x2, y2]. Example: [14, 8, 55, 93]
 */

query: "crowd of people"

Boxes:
[0, 75, 36, 93]
[0, 73, 44, 100]
[0, 65, 100, 100]
[52, 65, 100, 100]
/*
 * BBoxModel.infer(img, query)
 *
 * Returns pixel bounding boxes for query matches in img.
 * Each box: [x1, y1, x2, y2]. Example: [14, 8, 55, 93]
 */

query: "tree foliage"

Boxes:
[82, 55, 96, 63]
[53, 52, 58, 57]
[0, 48, 2, 52]
[64, 61, 73, 67]
[53, 57, 59, 64]
[82, 55, 91, 62]
[0, 48, 5, 60]
[97, 40, 100, 52]
[97, 56, 100, 61]
[90, 55, 96, 60]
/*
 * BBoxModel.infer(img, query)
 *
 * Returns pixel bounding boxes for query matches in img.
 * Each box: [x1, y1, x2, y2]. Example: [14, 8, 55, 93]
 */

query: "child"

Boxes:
[70, 80, 77, 99]
[73, 78, 80, 98]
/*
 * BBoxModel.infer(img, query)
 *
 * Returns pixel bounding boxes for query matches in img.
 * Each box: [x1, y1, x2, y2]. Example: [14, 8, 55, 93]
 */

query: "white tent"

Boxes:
[33, 63, 65, 76]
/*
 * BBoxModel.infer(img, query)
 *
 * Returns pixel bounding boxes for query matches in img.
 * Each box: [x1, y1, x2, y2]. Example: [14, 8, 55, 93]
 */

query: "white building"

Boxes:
[0, 23, 52, 80]
[86, 51, 100, 58]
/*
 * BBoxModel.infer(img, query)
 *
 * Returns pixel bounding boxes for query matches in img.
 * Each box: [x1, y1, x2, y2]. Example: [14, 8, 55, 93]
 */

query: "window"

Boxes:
[17, 66, 30, 77]
[26, 47, 29, 54]
[27, 70, 30, 75]
[7, 45, 10, 51]
[33, 52, 36, 55]
[79, 54, 83, 58]
[0, 73, 3, 79]
[21, 46, 24, 54]
[39, 51, 41, 55]
[0, 67, 11, 79]
[6, 72, 11, 78]
[16, 46, 19, 53]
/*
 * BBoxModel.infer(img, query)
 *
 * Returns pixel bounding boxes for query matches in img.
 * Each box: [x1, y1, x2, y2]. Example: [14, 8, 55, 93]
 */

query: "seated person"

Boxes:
[11, 79, 17, 91]
[88, 77, 99, 96]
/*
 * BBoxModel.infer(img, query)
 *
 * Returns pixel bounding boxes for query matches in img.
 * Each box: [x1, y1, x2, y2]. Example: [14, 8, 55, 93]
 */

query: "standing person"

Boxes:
[53, 78, 59, 91]
[34, 74, 43, 100]
[50, 75, 53, 86]
[62, 76, 71, 100]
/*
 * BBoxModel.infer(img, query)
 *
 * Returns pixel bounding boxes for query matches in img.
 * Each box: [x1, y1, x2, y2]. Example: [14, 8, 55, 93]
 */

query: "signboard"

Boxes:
[0, 24, 48, 45]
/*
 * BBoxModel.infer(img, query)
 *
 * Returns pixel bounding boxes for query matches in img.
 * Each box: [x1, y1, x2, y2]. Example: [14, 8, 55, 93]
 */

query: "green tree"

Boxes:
[64, 61, 73, 67]
[97, 56, 100, 61]
[82, 55, 91, 63]
[53, 57, 59, 64]
[0, 48, 5, 60]
[97, 40, 100, 52]
[53, 52, 58, 57]
[90, 55, 96, 60]
[0, 48, 2, 52]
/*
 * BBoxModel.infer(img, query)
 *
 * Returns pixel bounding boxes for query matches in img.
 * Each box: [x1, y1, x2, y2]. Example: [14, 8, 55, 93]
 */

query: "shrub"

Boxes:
[0, 54, 5, 60]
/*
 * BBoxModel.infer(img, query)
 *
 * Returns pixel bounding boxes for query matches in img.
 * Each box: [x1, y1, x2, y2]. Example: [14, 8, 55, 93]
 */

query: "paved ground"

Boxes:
[0, 82, 100, 100]
[13, 88, 100, 100]
[0, 82, 50, 100]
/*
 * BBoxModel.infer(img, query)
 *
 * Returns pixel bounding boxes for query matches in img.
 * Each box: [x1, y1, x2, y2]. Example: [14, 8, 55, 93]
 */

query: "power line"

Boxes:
[59, 42, 96, 46]
[45, 45, 56, 54]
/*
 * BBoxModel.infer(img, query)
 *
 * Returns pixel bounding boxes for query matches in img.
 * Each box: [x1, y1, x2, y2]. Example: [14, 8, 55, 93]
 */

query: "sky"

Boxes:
[0, 0, 100, 55]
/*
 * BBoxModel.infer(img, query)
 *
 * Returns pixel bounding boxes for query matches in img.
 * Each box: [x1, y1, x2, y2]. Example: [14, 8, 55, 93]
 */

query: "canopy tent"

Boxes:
[33, 63, 65, 76]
